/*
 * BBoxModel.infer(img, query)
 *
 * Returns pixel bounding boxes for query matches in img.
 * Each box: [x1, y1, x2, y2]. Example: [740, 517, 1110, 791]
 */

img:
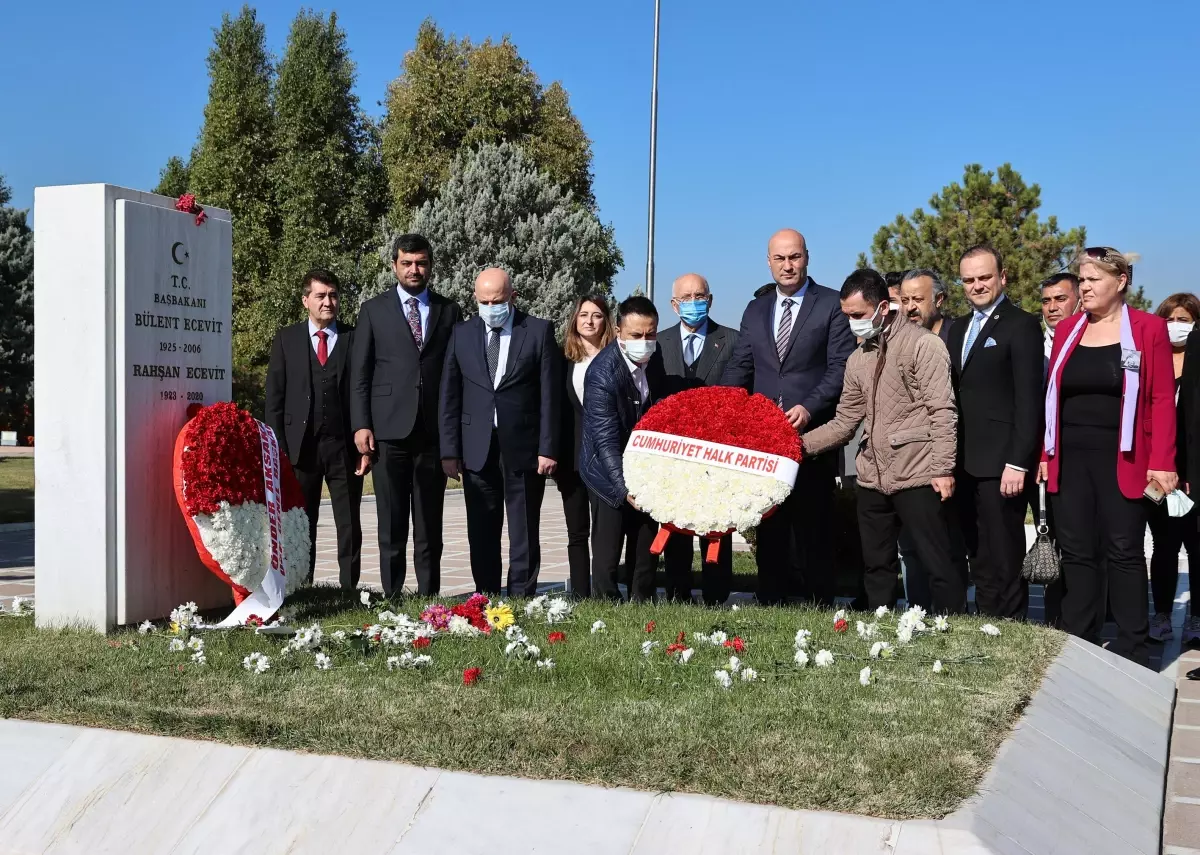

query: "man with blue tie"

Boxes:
[658, 273, 739, 604]
[722, 229, 856, 605]
[947, 246, 1043, 619]
[439, 268, 560, 596]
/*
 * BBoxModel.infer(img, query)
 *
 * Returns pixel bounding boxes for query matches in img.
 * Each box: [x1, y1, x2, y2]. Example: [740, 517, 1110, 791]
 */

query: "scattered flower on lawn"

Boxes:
[694, 630, 728, 646]
[504, 638, 541, 660]
[869, 641, 894, 660]
[450, 596, 491, 633]
[187, 637, 204, 652]
[389, 652, 432, 670]
[314, 652, 332, 671]
[331, 630, 347, 642]
[169, 638, 186, 652]
[680, 648, 695, 664]
[591, 620, 606, 634]
[731, 604, 740, 611]
[547, 631, 566, 644]
[242, 652, 270, 674]
[137, 620, 154, 634]
[814, 649, 834, 668]
[360, 590, 371, 606]
[833, 608, 847, 623]
[190, 651, 207, 665]
[420, 604, 452, 631]
[722, 636, 746, 653]
[859, 666, 873, 686]
[525, 595, 549, 617]
[386, 656, 401, 671]
[448, 615, 481, 636]
[875, 605, 890, 618]
[897, 624, 914, 644]
[676, 631, 686, 643]
[485, 602, 515, 632]
[856, 621, 878, 640]
[413, 636, 432, 650]
[463, 667, 482, 686]
[906, 605, 926, 622]
[713, 669, 733, 690]
[285, 624, 323, 653]
[933, 615, 950, 632]
[645, 621, 656, 633]
[794, 649, 810, 668]
[933, 660, 944, 673]
[794, 629, 811, 650]
[666, 642, 688, 657]
[505, 625, 528, 643]
[545, 597, 573, 624]
[641, 640, 660, 656]
[834, 618, 849, 633]
[377, 610, 399, 623]
[740, 667, 758, 682]
[980, 624, 1001, 637]
[169, 602, 200, 632]
[245, 614, 264, 628]
[536, 659, 555, 670]
[726, 656, 742, 673]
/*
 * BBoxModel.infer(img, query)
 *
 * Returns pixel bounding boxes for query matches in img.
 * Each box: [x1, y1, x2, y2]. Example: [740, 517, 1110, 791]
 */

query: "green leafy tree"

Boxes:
[381, 20, 595, 224]
[153, 155, 192, 198]
[0, 176, 34, 437]
[364, 142, 620, 334]
[855, 164, 1142, 315]
[186, 5, 279, 364]
[265, 10, 387, 337]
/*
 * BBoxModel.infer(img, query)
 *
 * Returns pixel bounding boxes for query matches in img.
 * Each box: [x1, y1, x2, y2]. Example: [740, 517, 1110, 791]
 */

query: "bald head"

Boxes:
[767, 229, 809, 295]
[671, 273, 710, 301]
[474, 267, 513, 306]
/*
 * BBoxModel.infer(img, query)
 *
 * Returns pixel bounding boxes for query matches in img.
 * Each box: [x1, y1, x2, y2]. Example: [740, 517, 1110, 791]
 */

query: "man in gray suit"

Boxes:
[658, 273, 739, 604]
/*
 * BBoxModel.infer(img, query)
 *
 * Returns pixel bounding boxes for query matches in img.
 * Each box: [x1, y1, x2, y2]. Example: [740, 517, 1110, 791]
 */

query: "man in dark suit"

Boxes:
[723, 229, 856, 605]
[440, 268, 559, 596]
[580, 296, 667, 602]
[948, 245, 1043, 620]
[351, 234, 463, 596]
[266, 268, 371, 588]
[658, 273, 739, 605]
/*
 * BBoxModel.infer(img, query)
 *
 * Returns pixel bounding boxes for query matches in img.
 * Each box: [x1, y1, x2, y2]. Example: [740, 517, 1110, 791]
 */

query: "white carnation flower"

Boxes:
[708, 630, 728, 646]
[932, 659, 944, 673]
[859, 666, 872, 686]
[524, 595, 548, 617]
[794, 649, 810, 668]
[869, 641, 894, 660]
[794, 629, 811, 649]
[504, 625, 528, 642]
[980, 623, 1001, 637]
[680, 648, 695, 664]
[875, 605, 890, 618]
[448, 615, 479, 636]
[856, 621, 878, 640]
[9, 596, 33, 616]
[360, 590, 371, 606]
[314, 652, 332, 671]
[726, 655, 742, 673]
[591, 620, 606, 634]
[833, 609, 847, 623]
[331, 630, 347, 642]
[740, 667, 758, 682]
[814, 649, 834, 668]
[137, 620, 154, 634]
[546, 598, 573, 624]
[536, 658, 555, 670]
[713, 669, 733, 690]
[641, 640, 660, 656]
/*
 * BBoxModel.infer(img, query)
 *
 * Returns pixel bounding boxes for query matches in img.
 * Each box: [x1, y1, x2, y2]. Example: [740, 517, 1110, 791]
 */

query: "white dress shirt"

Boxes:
[680, 319, 709, 365]
[621, 346, 650, 402]
[773, 279, 810, 341]
[308, 318, 338, 356]
[572, 354, 596, 405]
[485, 310, 515, 425]
[396, 285, 431, 343]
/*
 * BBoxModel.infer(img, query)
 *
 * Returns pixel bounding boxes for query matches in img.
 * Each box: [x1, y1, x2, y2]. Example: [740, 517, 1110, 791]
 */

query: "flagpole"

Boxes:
[645, 0, 661, 302]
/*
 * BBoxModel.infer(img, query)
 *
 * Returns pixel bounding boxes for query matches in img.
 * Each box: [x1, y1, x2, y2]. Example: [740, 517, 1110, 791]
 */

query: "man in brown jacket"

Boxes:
[801, 269, 966, 614]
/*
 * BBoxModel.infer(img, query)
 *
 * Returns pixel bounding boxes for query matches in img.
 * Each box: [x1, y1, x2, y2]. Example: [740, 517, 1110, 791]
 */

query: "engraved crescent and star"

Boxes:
[170, 241, 189, 265]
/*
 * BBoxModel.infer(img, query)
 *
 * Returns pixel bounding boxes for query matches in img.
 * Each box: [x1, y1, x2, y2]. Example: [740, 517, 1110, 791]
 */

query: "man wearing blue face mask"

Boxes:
[658, 273, 739, 604]
[439, 268, 560, 597]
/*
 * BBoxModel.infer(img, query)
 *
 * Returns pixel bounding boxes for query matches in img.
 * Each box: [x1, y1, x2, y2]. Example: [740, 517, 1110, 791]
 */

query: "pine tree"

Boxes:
[381, 20, 597, 223]
[364, 143, 619, 334]
[265, 10, 386, 332]
[0, 176, 34, 437]
[187, 5, 278, 364]
[153, 155, 192, 198]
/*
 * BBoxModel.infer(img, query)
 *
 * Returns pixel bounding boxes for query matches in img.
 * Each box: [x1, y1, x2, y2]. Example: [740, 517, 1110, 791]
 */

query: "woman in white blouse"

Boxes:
[557, 294, 614, 596]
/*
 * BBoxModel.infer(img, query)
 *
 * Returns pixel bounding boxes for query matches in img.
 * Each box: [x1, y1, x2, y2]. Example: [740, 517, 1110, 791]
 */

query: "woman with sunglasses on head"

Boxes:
[556, 294, 615, 597]
[1158, 293, 1200, 645]
[1039, 248, 1177, 667]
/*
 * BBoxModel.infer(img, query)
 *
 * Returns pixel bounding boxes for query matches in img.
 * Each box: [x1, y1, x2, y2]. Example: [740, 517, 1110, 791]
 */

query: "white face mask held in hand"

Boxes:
[1168, 321, 1194, 346]
[1167, 489, 1194, 518]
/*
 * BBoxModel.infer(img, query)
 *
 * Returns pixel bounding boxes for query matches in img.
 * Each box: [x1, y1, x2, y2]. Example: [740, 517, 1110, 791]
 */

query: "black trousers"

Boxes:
[591, 491, 658, 602]
[957, 471, 1029, 619]
[462, 431, 547, 597]
[755, 452, 836, 605]
[1051, 446, 1149, 666]
[294, 432, 363, 589]
[664, 531, 733, 606]
[1149, 502, 1198, 617]
[897, 498, 970, 610]
[556, 471, 593, 597]
[373, 421, 446, 597]
[858, 485, 967, 614]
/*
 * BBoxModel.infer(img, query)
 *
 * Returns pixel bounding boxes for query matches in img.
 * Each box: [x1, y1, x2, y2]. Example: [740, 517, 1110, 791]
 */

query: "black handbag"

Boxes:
[1022, 482, 1061, 584]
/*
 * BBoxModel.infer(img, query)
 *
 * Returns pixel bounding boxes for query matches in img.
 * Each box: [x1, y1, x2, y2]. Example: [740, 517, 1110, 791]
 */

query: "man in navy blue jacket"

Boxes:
[440, 268, 560, 596]
[722, 229, 856, 604]
[579, 296, 667, 601]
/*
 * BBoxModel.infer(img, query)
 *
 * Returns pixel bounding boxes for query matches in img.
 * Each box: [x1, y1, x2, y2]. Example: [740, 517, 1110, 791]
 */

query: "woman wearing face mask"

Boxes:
[1039, 248, 1177, 667]
[556, 294, 615, 597]
[1147, 293, 1200, 643]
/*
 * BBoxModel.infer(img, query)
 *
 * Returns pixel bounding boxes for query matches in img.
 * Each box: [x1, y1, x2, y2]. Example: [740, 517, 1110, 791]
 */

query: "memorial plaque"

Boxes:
[35, 185, 233, 631]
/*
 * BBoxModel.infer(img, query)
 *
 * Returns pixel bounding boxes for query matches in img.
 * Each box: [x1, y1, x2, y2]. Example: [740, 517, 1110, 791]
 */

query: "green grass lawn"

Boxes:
[0, 588, 1061, 819]
[0, 457, 33, 524]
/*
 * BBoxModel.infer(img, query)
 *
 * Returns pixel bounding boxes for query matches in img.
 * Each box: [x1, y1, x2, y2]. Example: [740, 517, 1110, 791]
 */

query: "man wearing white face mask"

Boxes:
[579, 296, 667, 601]
[801, 269, 965, 613]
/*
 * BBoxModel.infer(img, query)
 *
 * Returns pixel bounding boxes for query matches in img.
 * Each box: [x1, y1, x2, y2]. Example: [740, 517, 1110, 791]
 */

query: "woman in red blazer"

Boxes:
[1039, 247, 1177, 667]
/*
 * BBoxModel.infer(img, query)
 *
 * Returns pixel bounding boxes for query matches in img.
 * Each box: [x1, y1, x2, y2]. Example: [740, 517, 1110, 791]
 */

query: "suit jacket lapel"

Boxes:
[659, 325, 684, 376]
[423, 295, 445, 357]
[466, 316, 490, 384]
[290, 322, 313, 389]
[336, 326, 352, 385]
[962, 303, 1005, 373]
[495, 312, 529, 391]
[694, 322, 726, 379]
[781, 286, 818, 363]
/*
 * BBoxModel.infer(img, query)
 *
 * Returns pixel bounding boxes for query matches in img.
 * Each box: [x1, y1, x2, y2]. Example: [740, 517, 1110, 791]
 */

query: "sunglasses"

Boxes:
[1084, 246, 1123, 264]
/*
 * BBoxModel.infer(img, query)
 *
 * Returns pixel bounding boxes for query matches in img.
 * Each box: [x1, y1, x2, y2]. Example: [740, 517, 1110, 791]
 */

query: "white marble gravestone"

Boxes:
[34, 185, 234, 631]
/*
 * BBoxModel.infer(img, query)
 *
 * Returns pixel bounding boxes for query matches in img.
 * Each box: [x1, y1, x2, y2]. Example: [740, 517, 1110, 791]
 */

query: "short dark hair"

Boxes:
[840, 269, 888, 306]
[390, 233, 434, 265]
[960, 244, 1004, 271]
[617, 295, 658, 326]
[1156, 292, 1200, 323]
[1040, 272, 1079, 293]
[302, 268, 340, 296]
[884, 270, 909, 290]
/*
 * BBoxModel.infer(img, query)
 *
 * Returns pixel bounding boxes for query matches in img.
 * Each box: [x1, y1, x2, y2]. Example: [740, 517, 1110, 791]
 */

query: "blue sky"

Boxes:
[3, 0, 1198, 326]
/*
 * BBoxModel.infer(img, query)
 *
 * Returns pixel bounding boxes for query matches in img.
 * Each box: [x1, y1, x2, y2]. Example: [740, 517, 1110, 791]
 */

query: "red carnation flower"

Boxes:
[723, 636, 746, 653]
[412, 636, 431, 650]
[675, 631, 686, 644]
[463, 667, 482, 686]
[548, 631, 566, 644]
[634, 386, 801, 462]
[645, 621, 656, 633]
[666, 642, 688, 655]
[834, 618, 848, 633]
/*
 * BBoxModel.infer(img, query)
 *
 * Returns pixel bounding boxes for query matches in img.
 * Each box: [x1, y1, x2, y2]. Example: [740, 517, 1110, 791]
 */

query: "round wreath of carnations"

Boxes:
[173, 402, 310, 604]
[622, 386, 801, 560]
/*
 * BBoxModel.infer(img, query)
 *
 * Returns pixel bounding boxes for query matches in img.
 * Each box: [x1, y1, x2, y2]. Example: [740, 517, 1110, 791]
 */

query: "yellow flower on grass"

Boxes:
[485, 603, 514, 631]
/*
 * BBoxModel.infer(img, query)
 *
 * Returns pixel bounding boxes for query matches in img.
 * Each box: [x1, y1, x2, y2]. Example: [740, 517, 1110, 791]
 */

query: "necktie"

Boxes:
[684, 334, 697, 367]
[963, 311, 983, 362]
[315, 329, 328, 366]
[487, 328, 501, 386]
[406, 297, 423, 349]
[776, 298, 795, 362]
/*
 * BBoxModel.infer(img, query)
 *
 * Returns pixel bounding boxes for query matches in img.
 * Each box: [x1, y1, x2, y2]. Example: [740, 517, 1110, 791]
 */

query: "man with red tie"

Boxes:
[266, 268, 371, 588]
